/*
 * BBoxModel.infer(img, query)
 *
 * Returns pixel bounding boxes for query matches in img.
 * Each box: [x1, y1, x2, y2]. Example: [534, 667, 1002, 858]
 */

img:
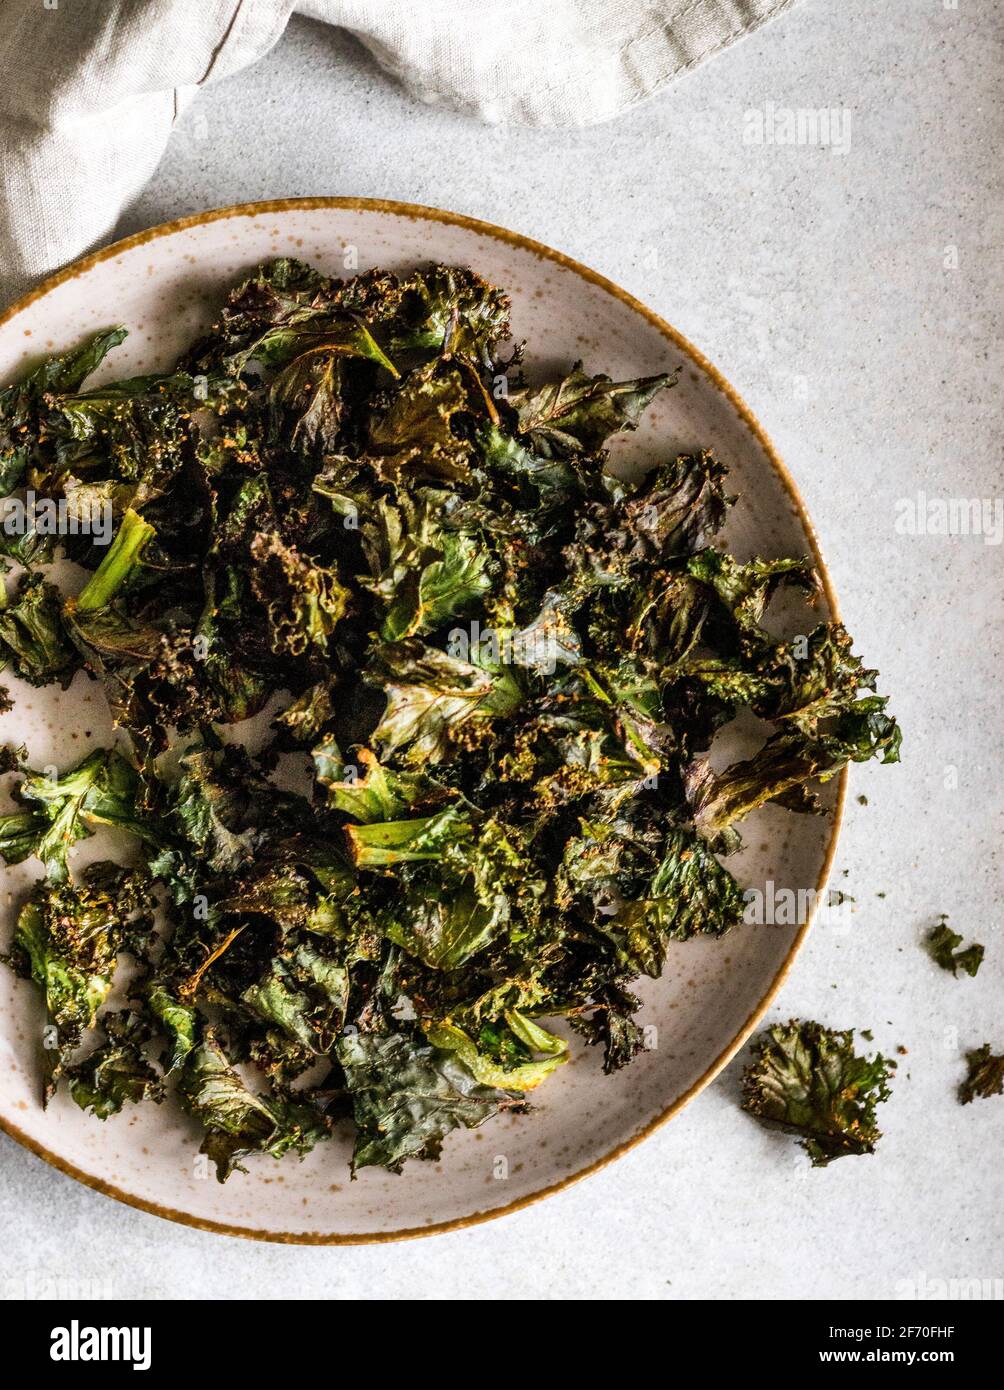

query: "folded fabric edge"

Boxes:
[344, 0, 807, 129]
[202, 0, 298, 85]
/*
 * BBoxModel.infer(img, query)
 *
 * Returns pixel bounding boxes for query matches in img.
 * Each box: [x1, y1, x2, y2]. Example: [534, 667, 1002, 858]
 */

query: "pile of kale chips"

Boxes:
[0, 261, 899, 1180]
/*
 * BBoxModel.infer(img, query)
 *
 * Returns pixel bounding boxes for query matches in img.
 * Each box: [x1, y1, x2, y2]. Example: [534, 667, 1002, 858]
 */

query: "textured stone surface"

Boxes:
[2, 0, 1001, 1300]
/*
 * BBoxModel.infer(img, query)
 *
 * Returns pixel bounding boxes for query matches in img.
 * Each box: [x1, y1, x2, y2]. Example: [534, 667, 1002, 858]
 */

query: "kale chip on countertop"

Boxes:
[959, 1045, 1004, 1105]
[741, 1019, 895, 1166]
[926, 915, 984, 978]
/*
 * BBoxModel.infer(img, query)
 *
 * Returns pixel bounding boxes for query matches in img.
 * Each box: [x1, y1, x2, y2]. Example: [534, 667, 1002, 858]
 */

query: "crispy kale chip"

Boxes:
[959, 1045, 1004, 1105]
[67, 1010, 164, 1119]
[0, 260, 899, 1179]
[927, 915, 984, 978]
[0, 327, 127, 492]
[0, 747, 151, 882]
[0, 573, 80, 687]
[741, 1019, 895, 1166]
[178, 1033, 329, 1181]
[3, 863, 157, 1100]
[336, 1029, 521, 1174]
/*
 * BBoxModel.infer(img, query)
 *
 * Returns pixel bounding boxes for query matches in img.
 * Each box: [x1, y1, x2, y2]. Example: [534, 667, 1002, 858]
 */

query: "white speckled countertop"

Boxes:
[2, 0, 1002, 1301]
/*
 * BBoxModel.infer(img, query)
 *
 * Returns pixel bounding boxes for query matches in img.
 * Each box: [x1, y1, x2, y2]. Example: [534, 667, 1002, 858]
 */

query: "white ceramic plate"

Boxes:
[0, 199, 844, 1242]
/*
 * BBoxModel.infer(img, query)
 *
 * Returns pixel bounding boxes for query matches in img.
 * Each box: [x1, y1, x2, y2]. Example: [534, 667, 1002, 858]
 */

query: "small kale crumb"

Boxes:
[960, 1045, 1004, 1105]
[860, 1029, 874, 1041]
[0, 685, 12, 714]
[741, 1019, 894, 1166]
[896, 1045, 908, 1055]
[857, 794, 868, 805]
[927, 915, 984, 977]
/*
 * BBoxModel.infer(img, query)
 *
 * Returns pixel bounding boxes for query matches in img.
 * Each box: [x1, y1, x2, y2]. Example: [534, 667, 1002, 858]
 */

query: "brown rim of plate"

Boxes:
[0, 196, 847, 1244]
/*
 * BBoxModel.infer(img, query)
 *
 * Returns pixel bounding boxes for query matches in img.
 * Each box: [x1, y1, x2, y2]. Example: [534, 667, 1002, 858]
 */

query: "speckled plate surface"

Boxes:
[0, 198, 844, 1242]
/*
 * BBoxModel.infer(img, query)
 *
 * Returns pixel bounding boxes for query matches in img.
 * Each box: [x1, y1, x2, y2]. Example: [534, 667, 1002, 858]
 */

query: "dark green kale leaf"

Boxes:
[510, 366, 675, 458]
[684, 698, 901, 849]
[178, 1032, 329, 1181]
[742, 1019, 895, 1166]
[66, 1011, 164, 1118]
[371, 639, 522, 763]
[959, 1044, 1004, 1105]
[336, 1029, 521, 1174]
[616, 450, 733, 559]
[162, 742, 311, 880]
[251, 938, 349, 1046]
[265, 317, 397, 455]
[358, 489, 491, 641]
[594, 826, 747, 976]
[386, 264, 511, 361]
[185, 257, 345, 373]
[367, 361, 476, 483]
[685, 549, 817, 643]
[354, 813, 537, 976]
[479, 423, 587, 509]
[0, 748, 152, 882]
[565, 982, 647, 1074]
[926, 915, 984, 978]
[249, 532, 348, 658]
[190, 261, 507, 379]
[0, 573, 79, 687]
[381, 885, 495, 970]
[0, 328, 126, 493]
[3, 863, 157, 1099]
